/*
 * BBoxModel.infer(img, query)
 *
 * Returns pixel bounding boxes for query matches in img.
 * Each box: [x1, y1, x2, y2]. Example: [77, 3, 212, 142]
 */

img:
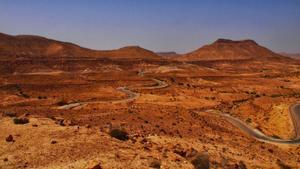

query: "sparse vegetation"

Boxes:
[271, 94, 282, 98]
[56, 99, 68, 106]
[109, 128, 129, 141]
[0, 22, 299, 169]
[246, 118, 252, 124]
[38, 96, 47, 99]
[272, 135, 281, 139]
[5, 135, 14, 142]
[276, 160, 292, 169]
[149, 159, 161, 169]
[191, 153, 210, 169]
[13, 117, 29, 124]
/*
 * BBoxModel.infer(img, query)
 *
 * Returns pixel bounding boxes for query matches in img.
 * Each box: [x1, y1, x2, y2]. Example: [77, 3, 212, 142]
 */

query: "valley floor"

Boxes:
[0, 58, 300, 168]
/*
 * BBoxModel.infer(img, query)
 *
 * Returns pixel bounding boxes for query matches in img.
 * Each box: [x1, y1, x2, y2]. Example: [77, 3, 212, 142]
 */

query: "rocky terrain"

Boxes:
[0, 33, 300, 169]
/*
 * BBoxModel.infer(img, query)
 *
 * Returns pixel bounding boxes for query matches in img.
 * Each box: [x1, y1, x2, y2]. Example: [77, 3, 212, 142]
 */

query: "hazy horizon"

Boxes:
[1, 0, 300, 53]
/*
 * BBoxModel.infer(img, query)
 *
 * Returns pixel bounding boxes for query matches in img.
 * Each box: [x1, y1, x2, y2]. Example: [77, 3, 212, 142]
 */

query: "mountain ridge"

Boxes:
[0, 32, 161, 59]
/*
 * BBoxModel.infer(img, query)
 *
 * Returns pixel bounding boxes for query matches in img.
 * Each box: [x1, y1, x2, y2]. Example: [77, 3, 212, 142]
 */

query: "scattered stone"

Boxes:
[173, 148, 187, 158]
[13, 117, 29, 125]
[55, 118, 76, 126]
[173, 145, 199, 159]
[90, 164, 102, 169]
[4, 111, 17, 117]
[51, 140, 57, 144]
[32, 124, 38, 127]
[6, 135, 14, 142]
[109, 128, 129, 141]
[149, 159, 161, 169]
[191, 152, 210, 169]
[3, 158, 8, 162]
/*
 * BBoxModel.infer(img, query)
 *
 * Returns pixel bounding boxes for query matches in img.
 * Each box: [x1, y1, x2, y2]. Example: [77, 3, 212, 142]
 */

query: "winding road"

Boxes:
[56, 70, 300, 145]
[206, 103, 300, 145]
[57, 77, 167, 110]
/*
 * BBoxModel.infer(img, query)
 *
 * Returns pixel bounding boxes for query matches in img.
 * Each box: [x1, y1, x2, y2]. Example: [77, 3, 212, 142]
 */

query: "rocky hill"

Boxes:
[0, 32, 160, 60]
[177, 39, 286, 61]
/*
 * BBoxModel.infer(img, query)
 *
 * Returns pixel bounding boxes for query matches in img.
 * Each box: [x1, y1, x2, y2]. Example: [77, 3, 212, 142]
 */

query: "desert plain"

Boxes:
[0, 33, 300, 169]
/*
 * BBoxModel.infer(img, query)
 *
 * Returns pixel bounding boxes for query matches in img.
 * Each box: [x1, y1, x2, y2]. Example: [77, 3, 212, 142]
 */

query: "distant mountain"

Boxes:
[176, 39, 286, 61]
[279, 52, 300, 59]
[156, 52, 180, 57]
[0, 32, 161, 59]
[103, 46, 161, 59]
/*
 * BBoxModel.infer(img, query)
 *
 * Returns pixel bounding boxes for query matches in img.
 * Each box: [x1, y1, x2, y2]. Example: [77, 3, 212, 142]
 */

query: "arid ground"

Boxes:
[0, 33, 300, 169]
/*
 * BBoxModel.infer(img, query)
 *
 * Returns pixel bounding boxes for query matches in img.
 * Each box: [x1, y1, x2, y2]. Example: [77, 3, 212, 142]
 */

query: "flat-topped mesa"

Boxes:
[118, 46, 142, 50]
[176, 38, 286, 61]
[213, 39, 258, 45]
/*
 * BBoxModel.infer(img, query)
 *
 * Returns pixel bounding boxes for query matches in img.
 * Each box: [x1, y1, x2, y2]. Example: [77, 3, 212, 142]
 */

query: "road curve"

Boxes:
[56, 78, 167, 110]
[56, 73, 300, 145]
[206, 103, 300, 145]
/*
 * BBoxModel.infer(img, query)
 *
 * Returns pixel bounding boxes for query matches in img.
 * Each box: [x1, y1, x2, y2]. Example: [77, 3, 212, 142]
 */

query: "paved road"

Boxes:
[56, 72, 300, 145]
[207, 103, 300, 145]
[57, 78, 167, 110]
[290, 103, 300, 139]
[138, 78, 169, 90]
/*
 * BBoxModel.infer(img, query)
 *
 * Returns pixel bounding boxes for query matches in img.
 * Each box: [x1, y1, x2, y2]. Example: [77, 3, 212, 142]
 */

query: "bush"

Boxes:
[38, 96, 47, 99]
[56, 99, 68, 106]
[237, 161, 247, 169]
[272, 135, 281, 139]
[13, 117, 29, 125]
[246, 118, 252, 124]
[109, 128, 129, 141]
[191, 153, 210, 169]
[149, 159, 161, 169]
[21, 93, 30, 98]
[276, 160, 292, 169]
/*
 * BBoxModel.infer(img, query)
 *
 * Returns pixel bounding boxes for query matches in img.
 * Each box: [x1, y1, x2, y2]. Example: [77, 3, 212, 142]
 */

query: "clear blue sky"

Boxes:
[0, 0, 300, 53]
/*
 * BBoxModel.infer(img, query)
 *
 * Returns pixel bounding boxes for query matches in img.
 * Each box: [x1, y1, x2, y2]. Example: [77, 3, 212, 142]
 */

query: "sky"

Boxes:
[0, 0, 300, 53]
